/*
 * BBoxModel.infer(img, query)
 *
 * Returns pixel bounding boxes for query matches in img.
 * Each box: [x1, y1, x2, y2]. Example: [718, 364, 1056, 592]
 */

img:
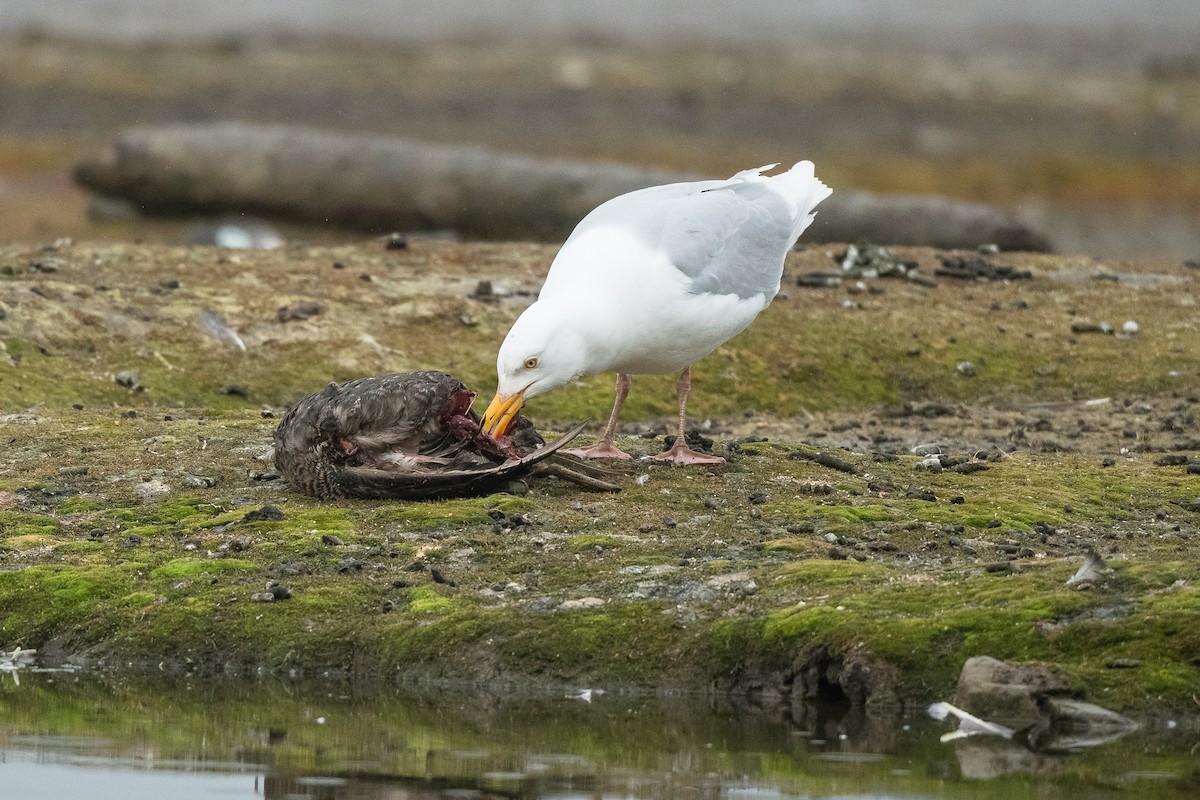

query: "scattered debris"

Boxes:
[789, 447, 857, 474]
[114, 370, 144, 392]
[200, 307, 247, 350]
[927, 701, 1016, 742]
[186, 219, 283, 249]
[0, 647, 37, 685]
[1071, 321, 1114, 335]
[277, 301, 324, 322]
[1066, 549, 1107, 588]
[935, 254, 1032, 281]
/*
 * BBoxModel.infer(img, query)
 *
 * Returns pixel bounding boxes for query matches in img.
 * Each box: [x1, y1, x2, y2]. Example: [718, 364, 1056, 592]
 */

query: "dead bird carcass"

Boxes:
[273, 371, 618, 499]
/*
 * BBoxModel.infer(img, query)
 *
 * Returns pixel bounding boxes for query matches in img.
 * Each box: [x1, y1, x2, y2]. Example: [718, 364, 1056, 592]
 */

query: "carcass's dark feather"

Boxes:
[274, 371, 616, 499]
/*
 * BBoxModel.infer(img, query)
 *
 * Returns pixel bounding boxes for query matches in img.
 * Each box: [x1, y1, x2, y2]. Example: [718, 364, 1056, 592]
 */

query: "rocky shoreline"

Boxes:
[1, 239, 1198, 711]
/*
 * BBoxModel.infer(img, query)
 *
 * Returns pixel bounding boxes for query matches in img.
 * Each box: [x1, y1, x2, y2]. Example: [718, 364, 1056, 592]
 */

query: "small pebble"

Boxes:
[956, 361, 976, 377]
[135, 480, 171, 501]
[1121, 320, 1139, 336]
[183, 475, 216, 488]
[250, 592, 274, 603]
[1104, 657, 1141, 669]
[321, 534, 345, 546]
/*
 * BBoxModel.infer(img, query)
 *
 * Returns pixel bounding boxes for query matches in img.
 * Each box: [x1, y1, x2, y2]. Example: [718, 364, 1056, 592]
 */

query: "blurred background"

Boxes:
[1, 0, 1197, 257]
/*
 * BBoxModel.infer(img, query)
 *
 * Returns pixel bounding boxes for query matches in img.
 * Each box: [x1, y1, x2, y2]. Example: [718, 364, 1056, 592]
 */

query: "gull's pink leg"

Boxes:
[564, 373, 633, 460]
[652, 367, 725, 465]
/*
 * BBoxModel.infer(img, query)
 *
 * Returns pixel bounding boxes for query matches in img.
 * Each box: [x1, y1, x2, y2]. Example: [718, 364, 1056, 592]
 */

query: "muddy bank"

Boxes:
[0, 239, 1198, 710]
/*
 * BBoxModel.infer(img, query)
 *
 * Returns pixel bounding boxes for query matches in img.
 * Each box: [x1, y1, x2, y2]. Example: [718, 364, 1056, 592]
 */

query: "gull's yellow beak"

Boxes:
[482, 391, 525, 438]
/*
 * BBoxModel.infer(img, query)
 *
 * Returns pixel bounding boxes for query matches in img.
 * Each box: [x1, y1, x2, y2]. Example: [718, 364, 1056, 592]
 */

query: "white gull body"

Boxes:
[483, 161, 832, 464]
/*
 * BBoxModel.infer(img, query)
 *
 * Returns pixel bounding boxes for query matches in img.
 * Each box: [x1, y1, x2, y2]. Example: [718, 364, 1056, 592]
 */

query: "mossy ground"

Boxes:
[1, 240, 1198, 710]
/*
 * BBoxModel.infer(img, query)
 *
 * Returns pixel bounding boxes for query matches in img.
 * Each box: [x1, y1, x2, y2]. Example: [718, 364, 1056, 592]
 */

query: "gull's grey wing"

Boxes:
[659, 180, 794, 299]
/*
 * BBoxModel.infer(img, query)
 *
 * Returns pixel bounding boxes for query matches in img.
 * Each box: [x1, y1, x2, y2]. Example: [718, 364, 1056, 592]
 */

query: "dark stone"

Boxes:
[337, 558, 364, 574]
[277, 300, 324, 322]
[269, 584, 292, 600]
[790, 448, 857, 473]
[663, 430, 714, 453]
[321, 534, 344, 546]
[796, 271, 843, 287]
[242, 504, 286, 522]
[430, 567, 456, 587]
[223, 535, 252, 552]
[950, 495, 965, 504]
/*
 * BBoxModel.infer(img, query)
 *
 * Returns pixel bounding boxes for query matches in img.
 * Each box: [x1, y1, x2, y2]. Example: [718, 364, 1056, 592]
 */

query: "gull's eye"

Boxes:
[523, 356, 539, 369]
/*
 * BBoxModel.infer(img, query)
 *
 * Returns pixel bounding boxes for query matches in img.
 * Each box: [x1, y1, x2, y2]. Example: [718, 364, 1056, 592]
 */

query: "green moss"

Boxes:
[0, 512, 59, 541]
[567, 534, 622, 550]
[375, 494, 534, 527]
[58, 497, 105, 513]
[119, 591, 158, 607]
[406, 586, 456, 614]
[151, 558, 259, 581]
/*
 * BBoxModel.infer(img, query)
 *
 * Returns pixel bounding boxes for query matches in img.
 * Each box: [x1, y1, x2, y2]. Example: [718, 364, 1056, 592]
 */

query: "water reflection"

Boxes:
[0, 670, 1195, 799]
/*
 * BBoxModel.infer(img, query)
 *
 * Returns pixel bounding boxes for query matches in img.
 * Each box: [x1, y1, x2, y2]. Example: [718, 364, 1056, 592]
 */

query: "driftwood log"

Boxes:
[74, 122, 1051, 251]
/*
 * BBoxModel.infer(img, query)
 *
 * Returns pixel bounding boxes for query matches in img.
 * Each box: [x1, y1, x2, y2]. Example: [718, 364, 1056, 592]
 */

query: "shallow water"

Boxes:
[1, 669, 1196, 799]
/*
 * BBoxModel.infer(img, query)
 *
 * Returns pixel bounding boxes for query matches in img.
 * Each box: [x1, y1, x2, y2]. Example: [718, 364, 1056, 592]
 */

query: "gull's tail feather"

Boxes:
[765, 160, 833, 241]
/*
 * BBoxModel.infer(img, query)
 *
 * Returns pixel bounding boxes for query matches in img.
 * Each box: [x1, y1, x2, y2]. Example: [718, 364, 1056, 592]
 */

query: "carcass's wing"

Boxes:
[336, 422, 591, 500]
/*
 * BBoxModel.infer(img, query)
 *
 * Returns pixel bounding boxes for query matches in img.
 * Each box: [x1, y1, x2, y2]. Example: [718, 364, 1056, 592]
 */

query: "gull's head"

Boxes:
[482, 301, 587, 438]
